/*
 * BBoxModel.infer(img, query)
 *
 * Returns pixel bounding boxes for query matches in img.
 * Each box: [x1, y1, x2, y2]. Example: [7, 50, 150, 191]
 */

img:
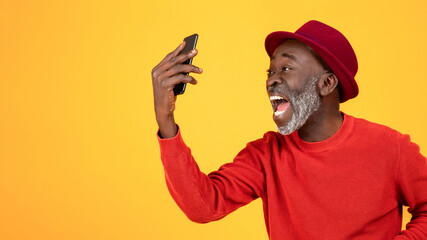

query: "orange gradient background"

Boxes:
[1, 0, 426, 239]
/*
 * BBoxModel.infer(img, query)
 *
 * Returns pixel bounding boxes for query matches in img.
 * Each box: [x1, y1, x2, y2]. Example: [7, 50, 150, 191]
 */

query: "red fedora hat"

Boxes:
[265, 20, 358, 103]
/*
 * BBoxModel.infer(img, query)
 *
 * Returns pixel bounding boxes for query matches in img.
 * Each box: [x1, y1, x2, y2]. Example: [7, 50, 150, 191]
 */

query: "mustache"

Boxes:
[267, 86, 280, 94]
[267, 84, 293, 99]
[267, 76, 320, 98]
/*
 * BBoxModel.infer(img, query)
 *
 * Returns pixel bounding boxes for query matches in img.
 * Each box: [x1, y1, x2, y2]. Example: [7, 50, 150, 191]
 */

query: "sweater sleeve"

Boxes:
[157, 127, 266, 223]
[393, 134, 427, 239]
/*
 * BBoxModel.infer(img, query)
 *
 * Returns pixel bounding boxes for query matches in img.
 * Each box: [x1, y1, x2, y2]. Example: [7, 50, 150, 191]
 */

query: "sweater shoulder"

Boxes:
[234, 131, 285, 158]
[348, 115, 418, 154]
[246, 131, 285, 148]
[351, 115, 404, 139]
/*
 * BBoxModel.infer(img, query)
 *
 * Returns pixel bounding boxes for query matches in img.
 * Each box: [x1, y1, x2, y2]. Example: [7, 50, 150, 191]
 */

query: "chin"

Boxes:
[274, 119, 295, 136]
[276, 124, 296, 135]
[273, 108, 295, 135]
[275, 110, 303, 136]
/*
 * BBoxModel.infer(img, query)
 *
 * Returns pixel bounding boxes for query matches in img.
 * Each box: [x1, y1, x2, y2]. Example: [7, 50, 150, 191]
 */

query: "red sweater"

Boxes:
[157, 113, 427, 239]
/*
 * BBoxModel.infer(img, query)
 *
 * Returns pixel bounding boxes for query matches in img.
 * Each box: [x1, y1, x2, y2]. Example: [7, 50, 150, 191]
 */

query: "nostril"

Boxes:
[267, 78, 281, 88]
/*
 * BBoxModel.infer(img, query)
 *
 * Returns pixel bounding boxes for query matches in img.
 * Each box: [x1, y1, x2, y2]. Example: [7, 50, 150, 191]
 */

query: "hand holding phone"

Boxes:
[173, 34, 198, 95]
[151, 34, 202, 138]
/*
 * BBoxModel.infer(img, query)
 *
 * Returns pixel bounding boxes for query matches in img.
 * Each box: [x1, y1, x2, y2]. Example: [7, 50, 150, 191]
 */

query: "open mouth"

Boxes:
[270, 95, 290, 116]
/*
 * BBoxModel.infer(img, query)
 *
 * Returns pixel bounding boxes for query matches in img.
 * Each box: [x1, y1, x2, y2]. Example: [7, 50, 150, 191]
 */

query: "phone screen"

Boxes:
[173, 34, 198, 95]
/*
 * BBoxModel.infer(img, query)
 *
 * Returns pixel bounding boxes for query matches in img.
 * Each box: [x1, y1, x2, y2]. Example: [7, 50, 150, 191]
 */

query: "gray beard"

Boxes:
[277, 76, 321, 135]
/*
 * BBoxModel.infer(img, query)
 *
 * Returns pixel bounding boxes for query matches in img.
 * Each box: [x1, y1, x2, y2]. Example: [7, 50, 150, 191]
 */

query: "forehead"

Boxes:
[271, 39, 316, 64]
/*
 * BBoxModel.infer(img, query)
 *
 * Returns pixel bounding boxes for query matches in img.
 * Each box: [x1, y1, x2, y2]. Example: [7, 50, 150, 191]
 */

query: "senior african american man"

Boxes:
[151, 20, 427, 239]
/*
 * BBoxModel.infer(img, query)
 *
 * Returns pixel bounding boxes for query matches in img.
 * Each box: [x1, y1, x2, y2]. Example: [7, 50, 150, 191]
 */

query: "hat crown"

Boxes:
[296, 20, 358, 77]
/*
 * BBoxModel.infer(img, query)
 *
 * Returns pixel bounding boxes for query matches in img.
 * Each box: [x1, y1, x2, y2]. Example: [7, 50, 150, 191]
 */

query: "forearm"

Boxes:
[158, 128, 231, 222]
[157, 128, 262, 223]
[162, 145, 224, 222]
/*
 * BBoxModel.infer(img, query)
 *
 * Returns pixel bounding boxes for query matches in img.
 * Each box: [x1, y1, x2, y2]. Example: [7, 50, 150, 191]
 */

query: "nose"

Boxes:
[266, 74, 282, 89]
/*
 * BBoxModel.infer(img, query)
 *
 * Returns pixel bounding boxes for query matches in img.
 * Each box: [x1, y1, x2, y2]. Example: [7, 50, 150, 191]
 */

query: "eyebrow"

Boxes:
[270, 53, 298, 62]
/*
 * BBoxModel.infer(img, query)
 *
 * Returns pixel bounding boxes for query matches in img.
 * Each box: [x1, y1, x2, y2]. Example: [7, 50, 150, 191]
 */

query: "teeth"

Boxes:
[269, 96, 284, 101]
[270, 95, 288, 116]
[274, 110, 285, 116]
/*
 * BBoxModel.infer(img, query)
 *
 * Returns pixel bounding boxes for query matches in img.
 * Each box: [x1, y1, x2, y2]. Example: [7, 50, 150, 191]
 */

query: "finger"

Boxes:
[162, 74, 198, 89]
[157, 48, 199, 74]
[152, 43, 185, 80]
[159, 41, 186, 65]
[153, 42, 186, 77]
[159, 63, 203, 80]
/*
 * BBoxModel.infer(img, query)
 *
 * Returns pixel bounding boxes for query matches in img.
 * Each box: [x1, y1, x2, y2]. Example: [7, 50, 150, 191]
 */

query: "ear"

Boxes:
[318, 73, 339, 97]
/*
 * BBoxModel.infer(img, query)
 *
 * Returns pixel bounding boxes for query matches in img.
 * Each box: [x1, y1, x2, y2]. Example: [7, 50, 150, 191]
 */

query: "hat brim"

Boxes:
[265, 31, 358, 103]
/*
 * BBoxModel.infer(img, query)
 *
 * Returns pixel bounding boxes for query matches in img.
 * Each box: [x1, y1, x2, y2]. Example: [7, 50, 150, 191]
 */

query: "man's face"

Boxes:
[267, 39, 326, 135]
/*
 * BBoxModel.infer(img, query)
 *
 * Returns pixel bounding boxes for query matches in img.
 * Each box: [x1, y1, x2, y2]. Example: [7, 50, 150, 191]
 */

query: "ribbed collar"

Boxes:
[289, 112, 354, 153]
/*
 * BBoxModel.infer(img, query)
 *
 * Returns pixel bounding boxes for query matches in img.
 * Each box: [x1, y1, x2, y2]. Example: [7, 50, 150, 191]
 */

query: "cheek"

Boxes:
[284, 73, 307, 93]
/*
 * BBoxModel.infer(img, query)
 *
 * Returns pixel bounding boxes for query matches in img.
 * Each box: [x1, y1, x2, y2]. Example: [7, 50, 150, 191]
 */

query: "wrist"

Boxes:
[156, 115, 177, 139]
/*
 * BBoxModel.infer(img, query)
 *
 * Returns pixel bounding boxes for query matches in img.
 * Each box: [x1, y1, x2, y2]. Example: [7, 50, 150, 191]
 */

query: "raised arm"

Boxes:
[152, 42, 265, 222]
[151, 41, 202, 139]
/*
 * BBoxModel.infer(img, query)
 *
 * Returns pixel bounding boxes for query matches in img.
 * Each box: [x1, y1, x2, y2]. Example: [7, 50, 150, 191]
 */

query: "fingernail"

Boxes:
[198, 68, 203, 72]
[191, 49, 197, 54]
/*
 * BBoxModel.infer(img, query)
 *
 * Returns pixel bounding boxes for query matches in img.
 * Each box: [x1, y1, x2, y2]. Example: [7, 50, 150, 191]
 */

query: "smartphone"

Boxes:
[173, 33, 198, 95]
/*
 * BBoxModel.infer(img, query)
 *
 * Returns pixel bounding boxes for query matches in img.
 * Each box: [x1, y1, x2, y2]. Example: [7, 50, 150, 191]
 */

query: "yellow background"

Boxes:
[1, 0, 426, 239]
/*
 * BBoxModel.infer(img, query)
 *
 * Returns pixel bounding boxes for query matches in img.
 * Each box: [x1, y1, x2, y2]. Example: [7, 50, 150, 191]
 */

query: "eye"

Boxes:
[282, 67, 291, 71]
[266, 69, 275, 77]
